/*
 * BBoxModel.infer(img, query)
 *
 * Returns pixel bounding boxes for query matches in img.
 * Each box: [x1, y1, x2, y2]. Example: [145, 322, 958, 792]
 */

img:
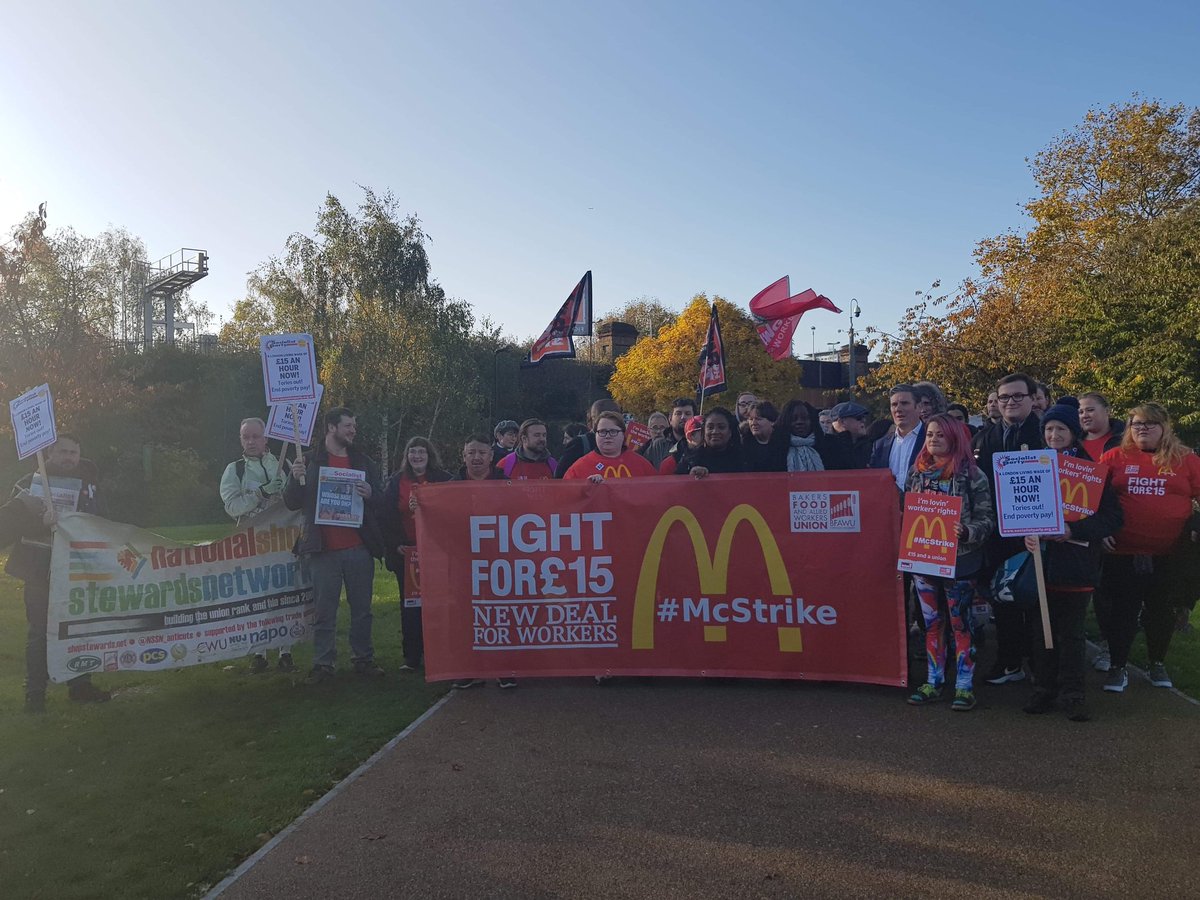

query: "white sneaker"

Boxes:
[1103, 666, 1128, 693]
[1147, 662, 1173, 688]
[1092, 645, 1111, 672]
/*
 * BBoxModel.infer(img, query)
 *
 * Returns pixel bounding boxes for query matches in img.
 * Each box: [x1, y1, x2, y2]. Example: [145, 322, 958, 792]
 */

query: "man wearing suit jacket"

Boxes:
[869, 384, 926, 489]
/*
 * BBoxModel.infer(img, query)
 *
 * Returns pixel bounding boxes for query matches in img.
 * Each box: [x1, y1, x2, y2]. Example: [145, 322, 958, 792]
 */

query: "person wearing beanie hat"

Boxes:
[1042, 402, 1081, 439]
[1020, 403, 1123, 722]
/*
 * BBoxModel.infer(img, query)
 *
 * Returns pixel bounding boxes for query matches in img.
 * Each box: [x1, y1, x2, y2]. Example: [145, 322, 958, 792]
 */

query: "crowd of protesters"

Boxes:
[5, 375, 1197, 722]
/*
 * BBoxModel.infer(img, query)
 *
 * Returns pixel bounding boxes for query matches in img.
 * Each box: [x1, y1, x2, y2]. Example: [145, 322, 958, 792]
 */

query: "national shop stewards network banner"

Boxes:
[47, 505, 313, 682]
[418, 471, 906, 686]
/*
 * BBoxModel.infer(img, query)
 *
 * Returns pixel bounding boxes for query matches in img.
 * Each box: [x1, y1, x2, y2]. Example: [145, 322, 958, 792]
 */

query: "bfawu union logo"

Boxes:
[790, 491, 860, 533]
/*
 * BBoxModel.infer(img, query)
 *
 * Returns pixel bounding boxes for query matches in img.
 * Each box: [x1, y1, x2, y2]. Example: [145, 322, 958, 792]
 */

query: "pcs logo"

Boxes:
[140, 648, 169, 665]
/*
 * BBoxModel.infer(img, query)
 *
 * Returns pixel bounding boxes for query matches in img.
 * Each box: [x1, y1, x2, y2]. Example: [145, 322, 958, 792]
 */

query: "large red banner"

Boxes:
[417, 471, 906, 686]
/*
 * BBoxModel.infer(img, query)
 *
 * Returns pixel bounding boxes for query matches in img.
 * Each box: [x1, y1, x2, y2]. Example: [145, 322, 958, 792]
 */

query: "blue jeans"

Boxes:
[308, 545, 376, 668]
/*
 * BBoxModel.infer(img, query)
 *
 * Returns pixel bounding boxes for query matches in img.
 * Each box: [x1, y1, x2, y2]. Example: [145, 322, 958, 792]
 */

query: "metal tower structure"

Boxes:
[143, 248, 209, 347]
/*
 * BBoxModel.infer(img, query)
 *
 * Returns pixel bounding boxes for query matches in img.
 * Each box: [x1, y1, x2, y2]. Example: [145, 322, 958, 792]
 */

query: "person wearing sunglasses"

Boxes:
[563, 412, 658, 481]
[1097, 403, 1200, 693]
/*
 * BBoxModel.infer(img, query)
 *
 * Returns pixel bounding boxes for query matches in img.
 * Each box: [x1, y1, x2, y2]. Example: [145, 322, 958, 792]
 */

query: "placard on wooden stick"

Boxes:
[992, 450, 1064, 649]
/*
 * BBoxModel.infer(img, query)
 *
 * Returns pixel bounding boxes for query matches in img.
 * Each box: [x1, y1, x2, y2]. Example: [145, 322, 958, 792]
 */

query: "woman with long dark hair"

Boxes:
[904, 414, 995, 711]
[380, 436, 452, 671]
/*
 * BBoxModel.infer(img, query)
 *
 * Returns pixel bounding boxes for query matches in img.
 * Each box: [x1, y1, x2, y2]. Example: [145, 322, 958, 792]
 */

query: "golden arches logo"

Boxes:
[905, 514, 948, 550]
[603, 464, 633, 478]
[632, 504, 792, 649]
[1060, 478, 1091, 509]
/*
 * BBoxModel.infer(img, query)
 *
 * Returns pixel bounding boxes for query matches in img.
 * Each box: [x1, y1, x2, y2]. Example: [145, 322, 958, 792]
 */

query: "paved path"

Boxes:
[218, 669, 1200, 899]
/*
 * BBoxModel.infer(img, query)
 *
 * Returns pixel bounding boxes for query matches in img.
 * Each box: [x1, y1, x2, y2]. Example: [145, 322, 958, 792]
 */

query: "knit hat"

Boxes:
[1042, 402, 1081, 437]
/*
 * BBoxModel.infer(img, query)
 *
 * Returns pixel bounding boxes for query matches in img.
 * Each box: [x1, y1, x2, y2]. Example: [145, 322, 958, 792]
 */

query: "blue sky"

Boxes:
[2, 2, 1197, 357]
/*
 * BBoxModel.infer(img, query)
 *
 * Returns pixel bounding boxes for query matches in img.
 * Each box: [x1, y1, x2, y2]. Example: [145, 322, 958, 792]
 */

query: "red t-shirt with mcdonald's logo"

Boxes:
[1099, 447, 1200, 555]
[564, 449, 659, 480]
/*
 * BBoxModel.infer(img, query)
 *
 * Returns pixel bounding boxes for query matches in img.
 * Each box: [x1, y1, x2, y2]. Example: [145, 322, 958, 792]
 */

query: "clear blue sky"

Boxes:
[2, 1, 1197, 357]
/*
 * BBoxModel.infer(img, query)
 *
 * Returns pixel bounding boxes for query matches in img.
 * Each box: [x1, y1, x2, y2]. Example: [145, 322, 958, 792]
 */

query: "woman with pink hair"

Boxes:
[904, 414, 995, 711]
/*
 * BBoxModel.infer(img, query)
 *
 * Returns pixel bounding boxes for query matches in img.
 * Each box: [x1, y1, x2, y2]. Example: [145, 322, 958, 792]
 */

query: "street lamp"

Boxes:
[492, 345, 512, 424]
[810, 325, 816, 361]
[847, 299, 862, 389]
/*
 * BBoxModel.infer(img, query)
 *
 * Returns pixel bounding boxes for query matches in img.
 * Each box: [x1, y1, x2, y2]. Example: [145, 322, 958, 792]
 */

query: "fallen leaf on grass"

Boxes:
[360, 834, 387, 841]
[295, 856, 310, 865]
[451, 763, 464, 771]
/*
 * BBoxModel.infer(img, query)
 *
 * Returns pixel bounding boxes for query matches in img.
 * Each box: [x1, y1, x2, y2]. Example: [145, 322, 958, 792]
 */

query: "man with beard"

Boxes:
[285, 407, 385, 685]
[828, 401, 873, 469]
[498, 419, 557, 480]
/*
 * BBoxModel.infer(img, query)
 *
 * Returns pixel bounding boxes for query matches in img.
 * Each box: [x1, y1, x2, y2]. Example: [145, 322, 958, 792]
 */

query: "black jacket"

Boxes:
[677, 442, 745, 474]
[283, 445, 385, 558]
[1040, 450, 1123, 589]
[554, 433, 595, 478]
[6, 460, 104, 582]
[828, 430, 873, 470]
[975, 415, 1046, 491]
[379, 467, 453, 571]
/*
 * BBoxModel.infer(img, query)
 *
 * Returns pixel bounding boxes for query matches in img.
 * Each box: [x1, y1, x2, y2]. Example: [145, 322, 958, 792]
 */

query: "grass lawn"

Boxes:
[0, 524, 448, 899]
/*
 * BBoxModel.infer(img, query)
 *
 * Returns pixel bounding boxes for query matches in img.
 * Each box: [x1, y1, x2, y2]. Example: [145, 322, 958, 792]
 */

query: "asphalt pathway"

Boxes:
[217, 667, 1200, 899]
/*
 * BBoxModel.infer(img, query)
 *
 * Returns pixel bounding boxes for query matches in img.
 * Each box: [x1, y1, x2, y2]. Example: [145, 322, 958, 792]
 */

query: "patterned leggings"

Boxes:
[912, 574, 976, 691]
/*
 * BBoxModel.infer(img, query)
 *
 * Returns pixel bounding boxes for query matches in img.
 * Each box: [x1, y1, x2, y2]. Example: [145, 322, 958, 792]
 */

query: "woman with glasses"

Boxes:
[904, 414, 995, 712]
[1097, 403, 1200, 692]
[563, 412, 658, 481]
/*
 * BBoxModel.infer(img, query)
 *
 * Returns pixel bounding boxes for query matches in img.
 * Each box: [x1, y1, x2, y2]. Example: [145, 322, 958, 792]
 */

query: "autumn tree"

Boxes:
[868, 97, 1200, 416]
[608, 294, 801, 416]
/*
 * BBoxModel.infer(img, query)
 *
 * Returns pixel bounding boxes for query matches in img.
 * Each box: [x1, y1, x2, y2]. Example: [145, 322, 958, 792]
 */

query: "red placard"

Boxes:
[897, 494, 962, 579]
[403, 546, 421, 608]
[1058, 456, 1108, 523]
[417, 471, 906, 686]
[624, 421, 652, 452]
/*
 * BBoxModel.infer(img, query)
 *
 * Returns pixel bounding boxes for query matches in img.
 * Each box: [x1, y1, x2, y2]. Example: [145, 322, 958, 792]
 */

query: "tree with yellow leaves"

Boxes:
[608, 294, 802, 416]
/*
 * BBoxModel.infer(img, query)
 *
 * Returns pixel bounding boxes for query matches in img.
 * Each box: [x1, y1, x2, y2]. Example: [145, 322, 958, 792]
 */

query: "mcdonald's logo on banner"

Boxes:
[603, 465, 632, 479]
[633, 504, 793, 650]
[905, 514, 952, 552]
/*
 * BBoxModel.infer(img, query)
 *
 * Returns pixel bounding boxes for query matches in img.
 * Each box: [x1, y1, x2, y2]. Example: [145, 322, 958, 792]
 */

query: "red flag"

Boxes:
[749, 276, 841, 360]
[523, 271, 593, 367]
[697, 303, 727, 399]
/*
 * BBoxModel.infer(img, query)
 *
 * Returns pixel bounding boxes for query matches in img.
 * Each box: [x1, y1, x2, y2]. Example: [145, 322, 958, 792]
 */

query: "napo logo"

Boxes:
[790, 491, 860, 533]
[140, 648, 168, 665]
[67, 655, 101, 674]
[289, 623, 307, 639]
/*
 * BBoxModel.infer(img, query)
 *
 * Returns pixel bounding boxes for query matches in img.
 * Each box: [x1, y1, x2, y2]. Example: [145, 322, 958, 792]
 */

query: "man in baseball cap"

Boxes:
[829, 401, 872, 468]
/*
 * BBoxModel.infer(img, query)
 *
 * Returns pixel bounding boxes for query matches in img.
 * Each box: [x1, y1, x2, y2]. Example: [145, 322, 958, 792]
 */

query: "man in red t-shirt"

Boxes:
[285, 407, 384, 684]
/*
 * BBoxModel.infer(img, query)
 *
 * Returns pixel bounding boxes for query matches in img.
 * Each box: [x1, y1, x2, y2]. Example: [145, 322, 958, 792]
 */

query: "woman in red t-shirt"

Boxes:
[564, 412, 659, 481]
[1098, 403, 1200, 693]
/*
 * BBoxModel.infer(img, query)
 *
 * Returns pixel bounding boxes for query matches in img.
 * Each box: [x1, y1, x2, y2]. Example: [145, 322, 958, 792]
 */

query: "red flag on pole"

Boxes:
[749, 276, 841, 360]
[523, 271, 593, 367]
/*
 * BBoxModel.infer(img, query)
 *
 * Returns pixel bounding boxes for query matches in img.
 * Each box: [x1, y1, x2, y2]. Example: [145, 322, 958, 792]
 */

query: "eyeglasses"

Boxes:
[1130, 421, 1162, 431]
[595, 428, 624, 438]
[997, 393, 1029, 404]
